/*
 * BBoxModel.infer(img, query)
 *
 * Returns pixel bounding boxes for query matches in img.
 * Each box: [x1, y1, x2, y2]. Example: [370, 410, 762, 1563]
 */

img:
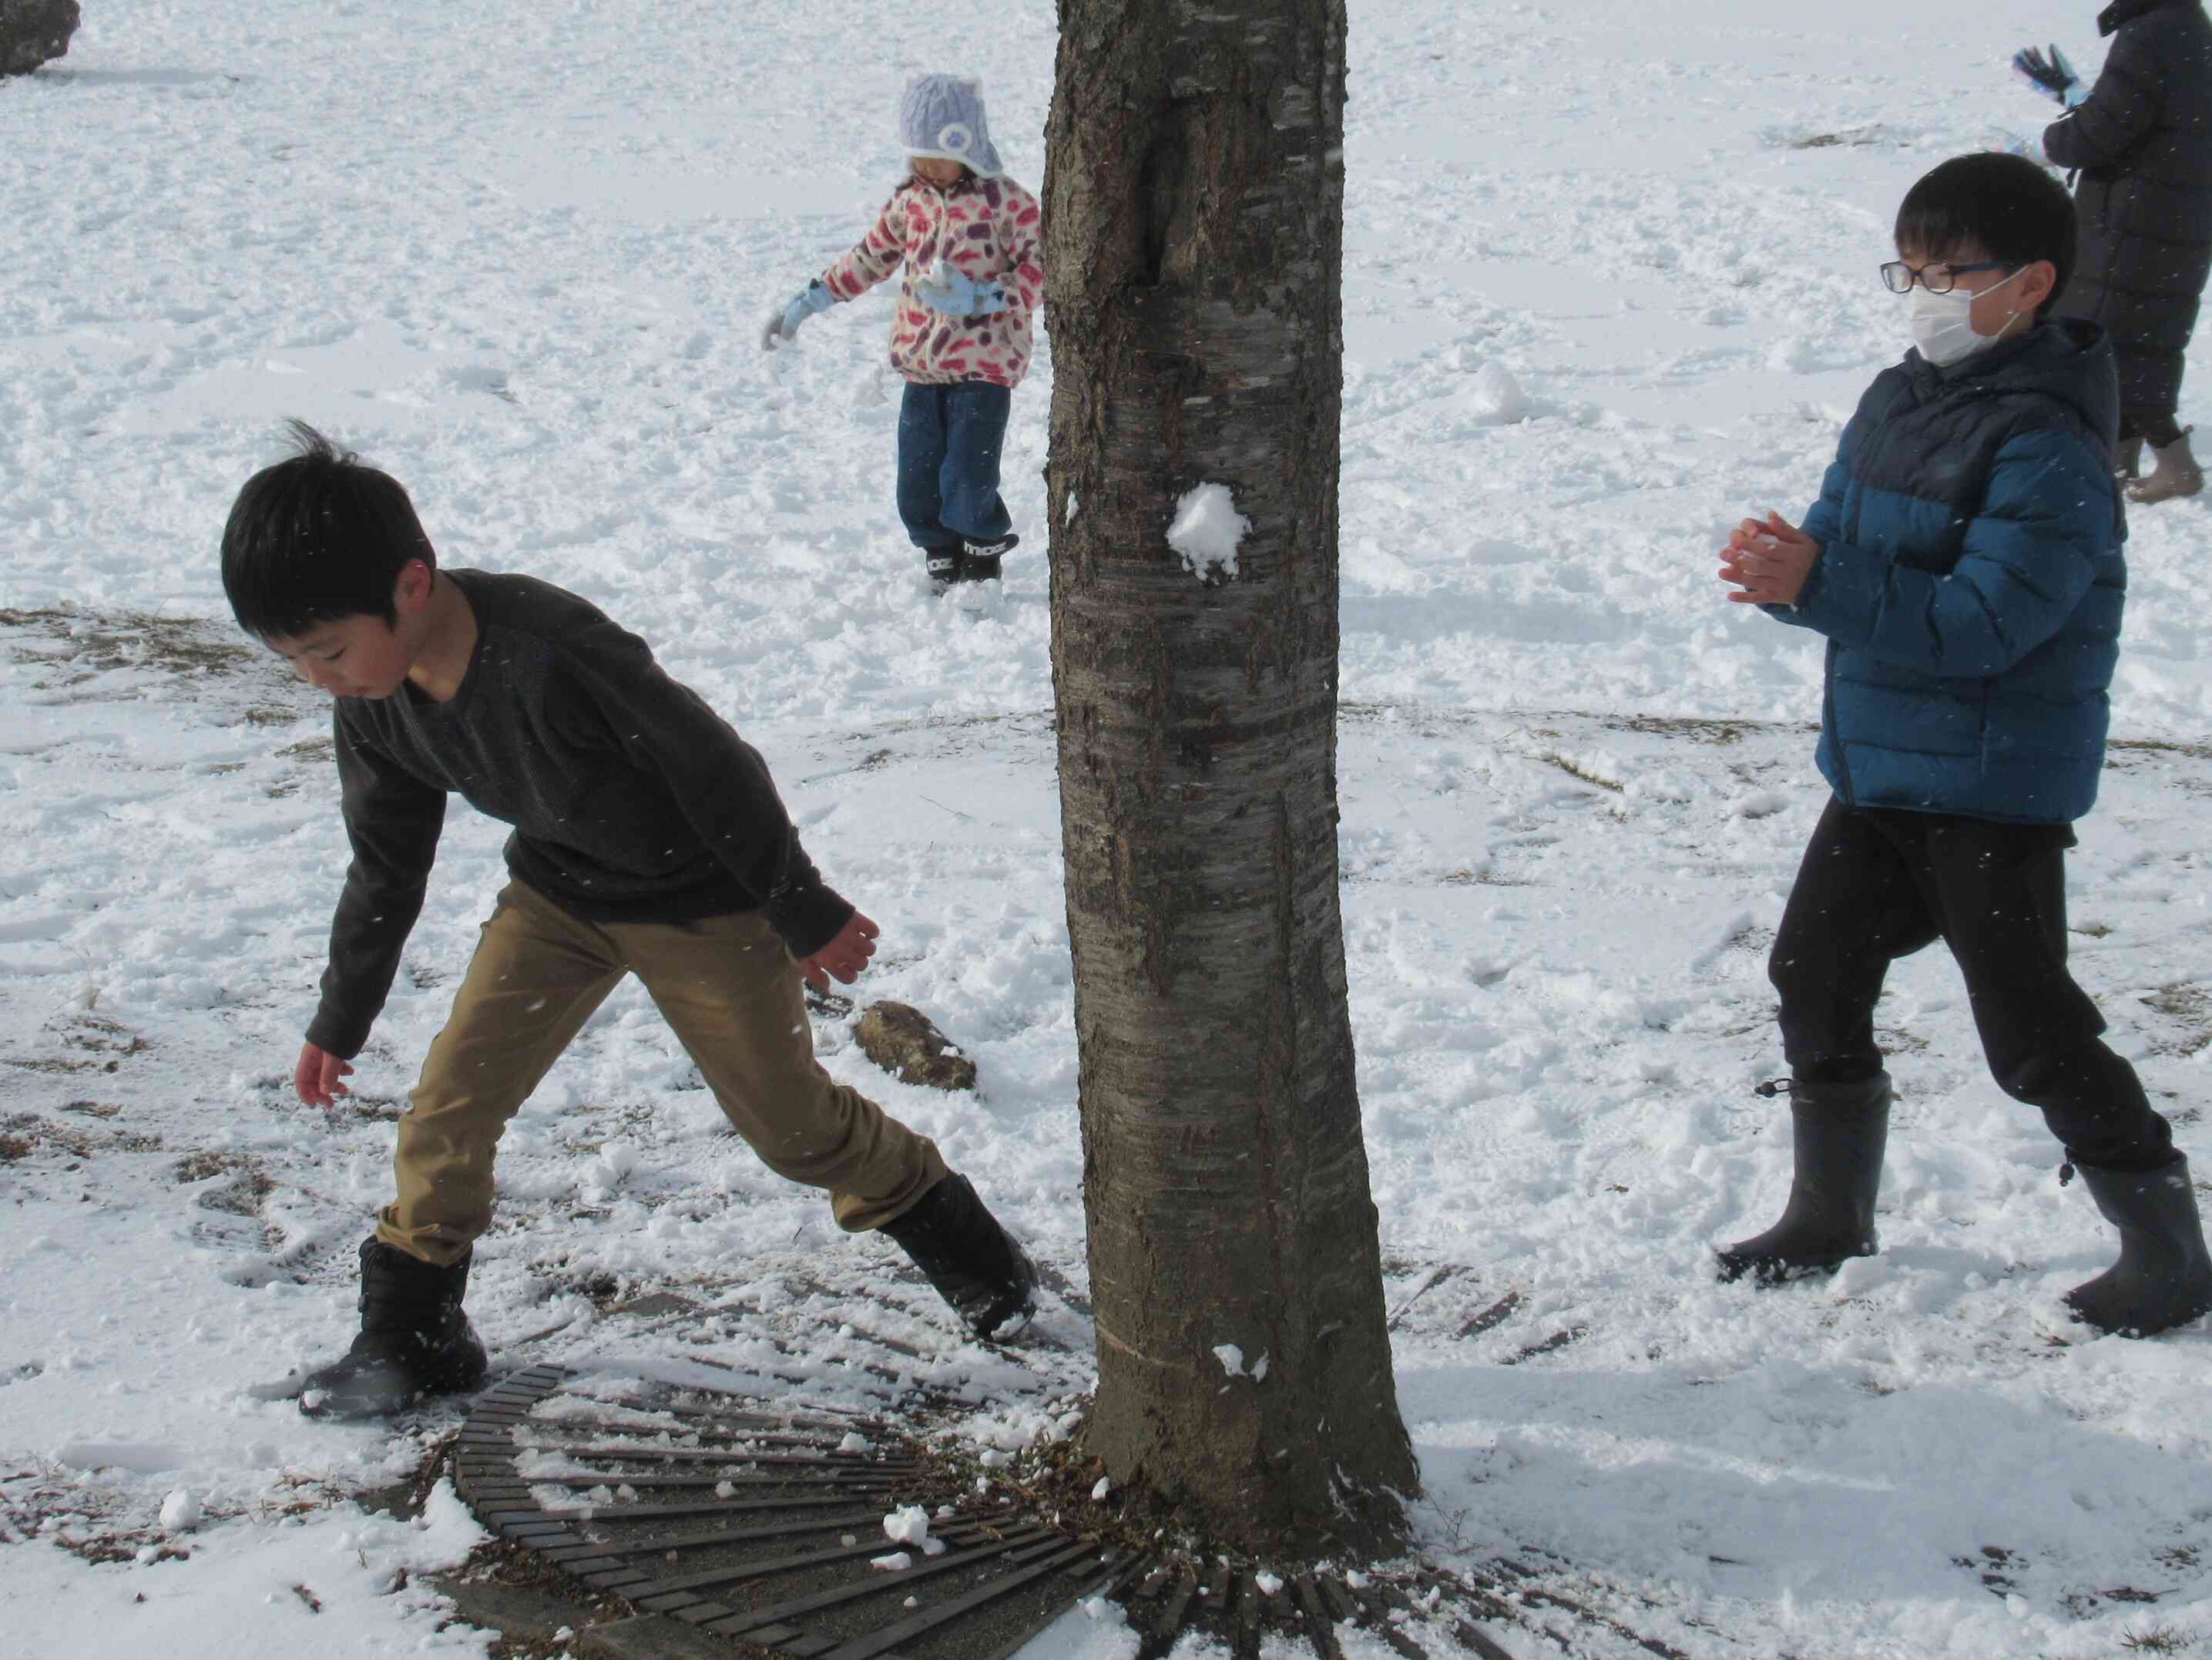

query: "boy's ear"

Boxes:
[2023, 258, 2059, 311]
[392, 559, 435, 614]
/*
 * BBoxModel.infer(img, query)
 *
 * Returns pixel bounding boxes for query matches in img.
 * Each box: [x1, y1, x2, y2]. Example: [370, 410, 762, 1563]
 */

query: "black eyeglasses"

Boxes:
[1880, 259, 2020, 295]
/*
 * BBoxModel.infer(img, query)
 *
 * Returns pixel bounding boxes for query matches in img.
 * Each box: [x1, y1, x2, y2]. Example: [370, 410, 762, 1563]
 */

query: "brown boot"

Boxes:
[2128, 430, 2203, 505]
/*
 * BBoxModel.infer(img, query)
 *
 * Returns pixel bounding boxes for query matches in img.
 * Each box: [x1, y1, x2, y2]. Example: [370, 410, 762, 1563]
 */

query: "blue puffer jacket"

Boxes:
[1769, 318, 2126, 824]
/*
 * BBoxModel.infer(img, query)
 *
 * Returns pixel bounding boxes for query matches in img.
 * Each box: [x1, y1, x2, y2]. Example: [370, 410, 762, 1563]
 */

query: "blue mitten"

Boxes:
[2012, 43, 2086, 109]
[917, 267, 1011, 318]
[761, 280, 834, 351]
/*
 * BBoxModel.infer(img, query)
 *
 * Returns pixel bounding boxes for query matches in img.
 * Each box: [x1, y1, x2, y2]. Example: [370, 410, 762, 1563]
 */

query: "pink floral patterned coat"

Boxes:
[819, 173, 1044, 389]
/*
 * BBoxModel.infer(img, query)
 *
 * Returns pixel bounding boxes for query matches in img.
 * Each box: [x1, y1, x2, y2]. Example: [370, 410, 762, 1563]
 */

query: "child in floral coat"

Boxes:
[763, 75, 1045, 592]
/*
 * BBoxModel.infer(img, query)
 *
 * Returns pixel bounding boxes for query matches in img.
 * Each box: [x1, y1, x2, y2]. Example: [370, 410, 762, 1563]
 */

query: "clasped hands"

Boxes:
[1718, 512, 1820, 607]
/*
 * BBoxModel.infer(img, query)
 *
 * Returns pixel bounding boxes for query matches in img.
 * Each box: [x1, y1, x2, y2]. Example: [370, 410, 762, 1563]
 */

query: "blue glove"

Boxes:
[915, 267, 1011, 318]
[2012, 43, 2086, 109]
[761, 280, 834, 351]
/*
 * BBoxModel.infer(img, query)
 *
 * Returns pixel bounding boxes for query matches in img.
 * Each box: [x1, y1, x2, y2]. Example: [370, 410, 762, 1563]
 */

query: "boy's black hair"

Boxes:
[1895, 153, 2077, 317]
[220, 420, 435, 640]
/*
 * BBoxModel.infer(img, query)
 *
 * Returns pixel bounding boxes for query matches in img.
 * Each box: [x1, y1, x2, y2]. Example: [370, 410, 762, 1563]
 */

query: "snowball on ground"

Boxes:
[159, 1490, 202, 1534]
[881, 1504, 947, 1556]
[1168, 483, 1250, 580]
[1471, 359, 1525, 422]
[883, 1504, 931, 1546]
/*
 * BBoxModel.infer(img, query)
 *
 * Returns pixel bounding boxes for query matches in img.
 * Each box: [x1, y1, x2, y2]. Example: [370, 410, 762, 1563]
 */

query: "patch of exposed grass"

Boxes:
[2140, 985, 2212, 1057]
[2111, 737, 2212, 762]
[1608, 714, 1757, 746]
[2121, 1626, 2200, 1654]
[0, 1111, 163, 1161]
[0, 607, 257, 684]
[1537, 753, 1624, 792]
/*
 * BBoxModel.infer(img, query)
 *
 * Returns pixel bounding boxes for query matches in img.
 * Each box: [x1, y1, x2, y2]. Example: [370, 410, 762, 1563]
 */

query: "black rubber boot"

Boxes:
[879, 1173, 1037, 1339]
[959, 532, 1019, 583]
[2128, 428, 2203, 504]
[1716, 1074, 1891, 1284]
[299, 1239, 488, 1420]
[925, 546, 966, 593]
[2063, 1154, 2212, 1337]
[2114, 434, 2145, 482]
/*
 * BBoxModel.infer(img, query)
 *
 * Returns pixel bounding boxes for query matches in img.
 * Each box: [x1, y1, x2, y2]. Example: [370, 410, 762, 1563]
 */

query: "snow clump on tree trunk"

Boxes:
[1168, 482, 1250, 580]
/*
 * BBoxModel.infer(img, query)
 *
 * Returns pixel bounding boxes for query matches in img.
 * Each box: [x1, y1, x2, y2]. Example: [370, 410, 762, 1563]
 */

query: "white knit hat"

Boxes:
[898, 74, 1003, 180]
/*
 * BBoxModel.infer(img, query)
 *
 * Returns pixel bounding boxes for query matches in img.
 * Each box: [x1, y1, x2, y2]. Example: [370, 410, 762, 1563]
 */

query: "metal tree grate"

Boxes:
[452, 1364, 1136, 1660]
[455, 1366, 1678, 1660]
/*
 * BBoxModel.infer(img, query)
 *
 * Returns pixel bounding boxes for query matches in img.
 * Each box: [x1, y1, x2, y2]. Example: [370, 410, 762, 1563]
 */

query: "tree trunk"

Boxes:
[1043, 0, 1418, 1558]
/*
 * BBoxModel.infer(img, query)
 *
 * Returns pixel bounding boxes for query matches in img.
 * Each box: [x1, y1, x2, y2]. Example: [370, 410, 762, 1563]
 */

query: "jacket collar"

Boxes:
[2099, 0, 2180, 37]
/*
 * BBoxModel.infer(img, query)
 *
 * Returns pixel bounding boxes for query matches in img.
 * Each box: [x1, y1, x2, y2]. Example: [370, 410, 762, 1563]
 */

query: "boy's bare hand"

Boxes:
[798, 911, 880, 992]
[294, 1042, 354, 1108]
[1720, 511, 1821, 606]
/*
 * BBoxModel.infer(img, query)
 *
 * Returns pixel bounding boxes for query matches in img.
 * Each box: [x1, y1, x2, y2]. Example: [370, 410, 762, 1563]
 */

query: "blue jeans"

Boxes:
[896, 382, 1013, 552]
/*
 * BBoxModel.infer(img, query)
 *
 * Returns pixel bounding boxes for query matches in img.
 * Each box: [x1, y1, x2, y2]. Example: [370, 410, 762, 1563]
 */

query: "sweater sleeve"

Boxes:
[2042, 28, 2163, 171]
[999, 185, 1045, 318]
[821, 193, 910, 301]
[1787, 428, 2110, 677]
[547, 623, 855, 958]
[306, 710, 449, 1059]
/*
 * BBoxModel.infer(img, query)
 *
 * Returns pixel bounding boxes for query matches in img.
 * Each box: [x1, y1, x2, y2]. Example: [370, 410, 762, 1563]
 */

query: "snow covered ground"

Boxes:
[5, 1, 2212, 1655]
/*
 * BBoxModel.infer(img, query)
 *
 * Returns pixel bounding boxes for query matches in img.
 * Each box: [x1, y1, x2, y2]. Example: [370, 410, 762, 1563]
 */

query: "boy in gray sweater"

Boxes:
[221, 423, 1034, 1418]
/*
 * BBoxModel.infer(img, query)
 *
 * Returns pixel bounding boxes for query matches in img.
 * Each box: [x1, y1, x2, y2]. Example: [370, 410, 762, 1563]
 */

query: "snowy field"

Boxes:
[6, 1, 2212, 1655]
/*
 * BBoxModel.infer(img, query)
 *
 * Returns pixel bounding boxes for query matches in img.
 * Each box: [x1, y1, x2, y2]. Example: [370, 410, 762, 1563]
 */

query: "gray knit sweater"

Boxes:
[306, 570, 851, 1057]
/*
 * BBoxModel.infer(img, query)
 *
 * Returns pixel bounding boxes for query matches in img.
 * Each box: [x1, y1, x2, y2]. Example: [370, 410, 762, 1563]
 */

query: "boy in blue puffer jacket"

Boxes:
[1714, 153, 2210, 1338]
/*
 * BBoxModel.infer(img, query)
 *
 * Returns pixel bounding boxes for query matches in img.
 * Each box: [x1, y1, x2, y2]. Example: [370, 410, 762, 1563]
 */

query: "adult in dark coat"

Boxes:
[2021, 0, 2212, 502]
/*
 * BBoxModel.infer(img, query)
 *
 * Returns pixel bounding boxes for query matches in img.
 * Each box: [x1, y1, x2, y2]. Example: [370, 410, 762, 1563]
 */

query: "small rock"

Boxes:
[855, 1001, 977, 1092]
[2, 0, 81, 76]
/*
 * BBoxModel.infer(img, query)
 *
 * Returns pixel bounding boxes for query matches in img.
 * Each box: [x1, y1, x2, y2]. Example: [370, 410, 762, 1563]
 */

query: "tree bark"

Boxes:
[1043, 0, 1418, 1558]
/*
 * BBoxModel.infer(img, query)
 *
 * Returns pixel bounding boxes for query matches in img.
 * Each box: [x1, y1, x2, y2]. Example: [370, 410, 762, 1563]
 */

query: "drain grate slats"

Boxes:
[450, 1362, 1555, 1658]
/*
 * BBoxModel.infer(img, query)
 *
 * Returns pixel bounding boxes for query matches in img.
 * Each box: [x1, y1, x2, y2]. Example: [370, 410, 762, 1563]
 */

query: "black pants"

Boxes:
[2120, 407, 2186, 448]
[1770, 800, 2173, 1170]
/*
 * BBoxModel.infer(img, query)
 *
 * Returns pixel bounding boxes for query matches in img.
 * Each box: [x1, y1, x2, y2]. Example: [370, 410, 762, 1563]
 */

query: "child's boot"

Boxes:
[960, 532, 1019, 583]
[2063, 1154, 2212, 1337]
[925, 545, 967, 593]
[1716, 1073, 1891, 1283]
[299, 1239, 488, 1419]
[879, 1172, 1037, 1339]
[2114, 434, 2144, 482]
[2127, 429, 2203, 505]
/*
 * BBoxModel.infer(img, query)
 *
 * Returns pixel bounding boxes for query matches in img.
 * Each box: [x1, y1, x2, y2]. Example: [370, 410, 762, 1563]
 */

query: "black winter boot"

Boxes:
[879, 1173, 1037, 1339]
[1716, 1074, 1891, 1284]
[925, 546, 966, 593]
[959, 532, 1019, 583]
[2114, 434, 2145, 482]
[2063, 1154, 2212, 1337]
[2128, 429, 2203, 505]
[298, 1239, 488, 1420]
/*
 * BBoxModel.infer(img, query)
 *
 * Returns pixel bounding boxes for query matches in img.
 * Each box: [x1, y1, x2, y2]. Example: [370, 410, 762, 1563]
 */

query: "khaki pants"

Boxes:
[377, 881, 947, 1266]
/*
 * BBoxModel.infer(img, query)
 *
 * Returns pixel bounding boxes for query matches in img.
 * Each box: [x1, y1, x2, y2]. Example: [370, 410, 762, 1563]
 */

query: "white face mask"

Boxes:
[1907, 265, 2027, 368]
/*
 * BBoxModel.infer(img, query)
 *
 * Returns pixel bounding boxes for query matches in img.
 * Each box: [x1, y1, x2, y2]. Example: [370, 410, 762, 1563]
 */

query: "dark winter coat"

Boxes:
[1767, 321, 2126, 825]
[2043, 0, 2212, 421]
